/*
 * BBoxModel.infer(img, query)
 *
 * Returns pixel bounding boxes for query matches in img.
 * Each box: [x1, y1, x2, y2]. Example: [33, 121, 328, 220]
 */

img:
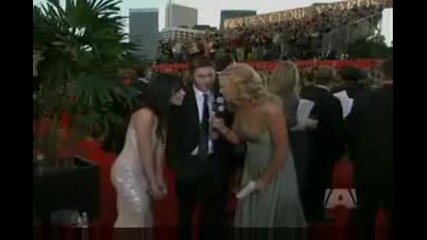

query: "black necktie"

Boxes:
[198, 93, 209, 160]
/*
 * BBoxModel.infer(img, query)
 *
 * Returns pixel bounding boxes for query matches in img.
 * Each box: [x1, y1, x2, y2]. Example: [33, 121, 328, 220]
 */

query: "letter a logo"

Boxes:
[324, 189, 357, 209]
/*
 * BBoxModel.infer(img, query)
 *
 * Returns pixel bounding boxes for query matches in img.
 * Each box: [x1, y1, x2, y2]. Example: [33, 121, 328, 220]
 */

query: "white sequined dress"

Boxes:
[111, 121, 159, 228]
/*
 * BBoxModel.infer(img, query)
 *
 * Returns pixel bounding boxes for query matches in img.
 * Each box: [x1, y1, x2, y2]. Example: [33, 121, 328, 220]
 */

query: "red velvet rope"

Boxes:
[151, 59, 382, 73]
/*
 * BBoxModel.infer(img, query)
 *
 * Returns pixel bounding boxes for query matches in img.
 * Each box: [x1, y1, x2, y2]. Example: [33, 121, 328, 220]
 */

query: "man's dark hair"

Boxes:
[338, 67, 364, 82]
[188, 55, 215, 74]
[383, 58, 393, 79]
[314, 66, 335, 85]
[304, 67, 316, 84]
[214, 54, 234, 71]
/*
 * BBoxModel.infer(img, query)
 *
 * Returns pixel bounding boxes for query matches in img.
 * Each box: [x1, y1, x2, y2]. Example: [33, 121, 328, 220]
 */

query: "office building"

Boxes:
[165, 3, 198, 29]
[129, 8, 159, 60]
[160, 27, 205, 41]
[220, 10, 257, 29]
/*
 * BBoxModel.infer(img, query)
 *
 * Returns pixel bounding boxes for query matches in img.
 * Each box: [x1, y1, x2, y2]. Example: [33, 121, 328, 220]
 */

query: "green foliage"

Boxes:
[34, 0, 140, 161]
[347, 35, 392, 59]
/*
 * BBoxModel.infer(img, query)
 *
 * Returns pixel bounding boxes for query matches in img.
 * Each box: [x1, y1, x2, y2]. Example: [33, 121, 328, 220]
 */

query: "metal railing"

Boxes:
[321, 13, 383, 58]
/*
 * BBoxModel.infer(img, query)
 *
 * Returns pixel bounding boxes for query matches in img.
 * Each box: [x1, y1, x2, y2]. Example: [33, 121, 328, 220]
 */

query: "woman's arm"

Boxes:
[133, 109, 163, 199]
[212, 114, 244, 145]
[154, 140, 166, 193]
[218, 120, 244, 145]
[257, 103, 289, 190]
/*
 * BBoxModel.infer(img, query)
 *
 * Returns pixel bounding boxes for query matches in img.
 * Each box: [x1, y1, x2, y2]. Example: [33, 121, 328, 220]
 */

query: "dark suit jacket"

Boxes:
[332, 82, 366, 99]
[166, 84, 233, 177]
[282, 93, 299, 128]
[301, 86, 346, 165]
[347, 85, 393, 186]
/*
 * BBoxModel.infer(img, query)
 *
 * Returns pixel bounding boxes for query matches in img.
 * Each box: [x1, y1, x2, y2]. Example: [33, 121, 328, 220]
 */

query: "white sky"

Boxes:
[33, 0, 393, 45]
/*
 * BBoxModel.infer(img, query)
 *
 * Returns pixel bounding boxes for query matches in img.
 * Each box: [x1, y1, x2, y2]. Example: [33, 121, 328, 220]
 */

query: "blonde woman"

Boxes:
[268, 61, 300, 127]
[258, 70, 270, 88]
[268, 61, 314, 196]
[212, 63, 306, 228]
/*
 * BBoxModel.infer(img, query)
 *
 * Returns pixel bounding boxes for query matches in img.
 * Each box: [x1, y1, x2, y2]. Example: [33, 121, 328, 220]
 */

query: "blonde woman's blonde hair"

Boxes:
[258, 70, 271, 88]
[268, 61, 300, 96]
[220, 63, 282, 137]
[220, 63, 280, 105]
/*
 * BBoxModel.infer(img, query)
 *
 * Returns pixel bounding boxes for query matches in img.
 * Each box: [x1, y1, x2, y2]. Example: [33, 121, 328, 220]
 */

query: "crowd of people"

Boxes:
[111, 54, 393, 239]
[152, 62, 385, 94]
[158, 4, 384, 63]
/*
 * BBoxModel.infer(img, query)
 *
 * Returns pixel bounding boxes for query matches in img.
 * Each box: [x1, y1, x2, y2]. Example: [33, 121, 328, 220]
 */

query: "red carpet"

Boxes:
[153, 166, 179, 227]
[43, 132, 390, 240]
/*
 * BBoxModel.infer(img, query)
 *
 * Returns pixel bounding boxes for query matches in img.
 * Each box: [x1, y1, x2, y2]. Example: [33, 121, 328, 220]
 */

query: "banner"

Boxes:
[224, 0, 393, 28]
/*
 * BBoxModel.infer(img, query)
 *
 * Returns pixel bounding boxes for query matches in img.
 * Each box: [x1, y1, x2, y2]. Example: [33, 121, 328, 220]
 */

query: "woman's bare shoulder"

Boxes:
[131, 108, 157, 127]
[260, 99, 283, 116]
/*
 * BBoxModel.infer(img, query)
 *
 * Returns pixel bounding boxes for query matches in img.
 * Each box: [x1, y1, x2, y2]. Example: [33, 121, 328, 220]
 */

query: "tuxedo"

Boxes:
[167, 84, 233, 240]
[332, 82, 366, 99]
[347, 85, 393, 239]
[300, 85, 346, 222]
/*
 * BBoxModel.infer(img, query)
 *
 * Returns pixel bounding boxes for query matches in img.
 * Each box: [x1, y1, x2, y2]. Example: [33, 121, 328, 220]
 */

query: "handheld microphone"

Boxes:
[211, 95, 225, 140]
[213, 95, 226, 118]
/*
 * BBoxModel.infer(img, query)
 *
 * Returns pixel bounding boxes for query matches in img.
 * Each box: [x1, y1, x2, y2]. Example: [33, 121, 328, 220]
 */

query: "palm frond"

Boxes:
[34, 0, 139, 158]
[92, 0, 122, 14]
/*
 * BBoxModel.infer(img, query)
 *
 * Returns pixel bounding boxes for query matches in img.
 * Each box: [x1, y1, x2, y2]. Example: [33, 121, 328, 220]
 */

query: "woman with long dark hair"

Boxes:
[111, 73, 185, 228]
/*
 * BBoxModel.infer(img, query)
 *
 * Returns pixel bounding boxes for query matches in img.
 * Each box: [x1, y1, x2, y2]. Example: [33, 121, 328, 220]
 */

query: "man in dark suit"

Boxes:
[300, 66, 347, 222]
[332, 66, 367, 99]
[347, 58, 393, 239]
[167, 56, 233, 240]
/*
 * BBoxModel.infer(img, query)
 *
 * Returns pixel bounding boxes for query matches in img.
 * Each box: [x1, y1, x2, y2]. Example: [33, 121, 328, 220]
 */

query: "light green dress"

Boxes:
[234, 131, 307, 228]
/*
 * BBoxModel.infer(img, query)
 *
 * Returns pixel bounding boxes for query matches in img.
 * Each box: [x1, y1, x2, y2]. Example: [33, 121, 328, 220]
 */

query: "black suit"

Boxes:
[166, 84, 232, 240]
[300, 85, 346, 222]
[332, 82, 366, 99]
[347, 85, 393, 239]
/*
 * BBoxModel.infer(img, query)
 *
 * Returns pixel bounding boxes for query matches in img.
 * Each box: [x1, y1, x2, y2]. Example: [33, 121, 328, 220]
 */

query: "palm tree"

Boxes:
[33, 0, 139, 163]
